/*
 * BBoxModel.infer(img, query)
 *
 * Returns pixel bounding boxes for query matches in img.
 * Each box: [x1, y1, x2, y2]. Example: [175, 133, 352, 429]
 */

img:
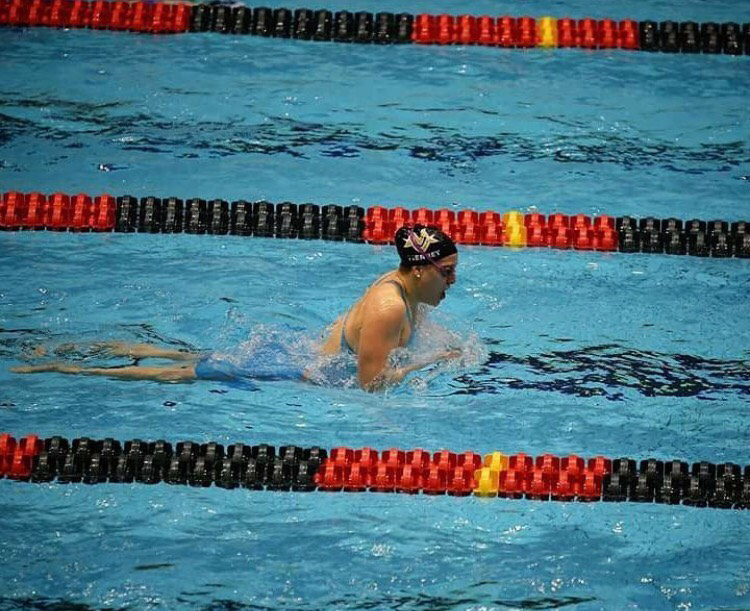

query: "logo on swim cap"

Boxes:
[403, 228, 440, 252]
[395, 224, 458, 267]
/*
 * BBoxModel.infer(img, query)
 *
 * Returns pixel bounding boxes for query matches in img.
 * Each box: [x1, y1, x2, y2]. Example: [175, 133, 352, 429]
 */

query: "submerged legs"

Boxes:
[11, 340, 202, 382]
[87, 341, 199, 361]
[11, 361, 198, 382]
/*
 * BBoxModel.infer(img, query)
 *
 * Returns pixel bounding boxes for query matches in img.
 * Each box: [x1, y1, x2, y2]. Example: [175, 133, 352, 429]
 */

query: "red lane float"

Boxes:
[0, 0, 191, 32]
[0, 434, 43, 479]
[0, 191, 116, 231]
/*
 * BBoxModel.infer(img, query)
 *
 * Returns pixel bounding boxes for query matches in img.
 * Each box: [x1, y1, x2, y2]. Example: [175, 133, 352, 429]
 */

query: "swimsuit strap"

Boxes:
[340, 308, 357, 354]
[340, 275, 413, 354]
[376, 279, 414, 326]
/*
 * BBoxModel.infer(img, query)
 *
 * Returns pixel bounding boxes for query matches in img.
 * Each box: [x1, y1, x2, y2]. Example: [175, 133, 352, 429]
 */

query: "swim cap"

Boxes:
[395, 224, 458, 267]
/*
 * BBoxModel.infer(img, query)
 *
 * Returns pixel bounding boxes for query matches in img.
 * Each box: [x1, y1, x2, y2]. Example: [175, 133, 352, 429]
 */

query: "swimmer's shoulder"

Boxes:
[360, 284, 410, 335]
[365, 278, 407, 310]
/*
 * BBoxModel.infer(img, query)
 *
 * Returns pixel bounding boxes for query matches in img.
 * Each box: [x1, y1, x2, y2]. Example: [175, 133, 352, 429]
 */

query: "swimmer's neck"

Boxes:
[393, 268, 421, 313]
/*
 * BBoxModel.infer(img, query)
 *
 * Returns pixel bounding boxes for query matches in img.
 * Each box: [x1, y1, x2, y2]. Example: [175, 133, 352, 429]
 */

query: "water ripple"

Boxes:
[452, 344, 750, 400]
[0, 593, 597, 610]
[1, 97, 746, 175]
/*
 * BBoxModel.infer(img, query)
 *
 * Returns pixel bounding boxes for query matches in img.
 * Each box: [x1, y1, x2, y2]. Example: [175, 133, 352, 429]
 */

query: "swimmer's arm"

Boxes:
[357, 301, 402, 391]
[369, 350, 462, 390]
[357, 303, 458, 391]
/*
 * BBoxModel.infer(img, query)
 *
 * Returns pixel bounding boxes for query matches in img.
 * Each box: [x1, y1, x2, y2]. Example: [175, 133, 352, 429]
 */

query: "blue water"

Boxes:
[2, 2, 750, 608]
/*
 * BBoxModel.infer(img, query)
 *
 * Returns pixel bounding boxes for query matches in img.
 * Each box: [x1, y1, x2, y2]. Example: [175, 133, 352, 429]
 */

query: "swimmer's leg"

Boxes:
[22, 341, 199, 362]
[90, 341, 199, 361]
[11, 361, 198, 382]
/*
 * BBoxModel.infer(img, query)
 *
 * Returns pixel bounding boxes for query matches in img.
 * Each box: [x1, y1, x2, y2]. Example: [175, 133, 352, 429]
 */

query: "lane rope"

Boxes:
[2, 434, 747, 509]
[1, 1, 748, 56]
[1, 191, 749, 259]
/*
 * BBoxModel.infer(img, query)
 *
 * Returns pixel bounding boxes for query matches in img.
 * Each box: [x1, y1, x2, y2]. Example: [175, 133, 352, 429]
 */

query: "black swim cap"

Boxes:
[395, 224, 458, 267]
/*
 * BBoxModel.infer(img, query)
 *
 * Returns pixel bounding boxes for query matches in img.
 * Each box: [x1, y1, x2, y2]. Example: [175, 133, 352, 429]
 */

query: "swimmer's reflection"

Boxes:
[12, 225, 462, 392]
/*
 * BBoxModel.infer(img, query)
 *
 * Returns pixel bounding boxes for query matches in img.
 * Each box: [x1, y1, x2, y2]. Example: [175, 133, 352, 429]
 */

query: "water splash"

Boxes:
[390, 316, 488, 393]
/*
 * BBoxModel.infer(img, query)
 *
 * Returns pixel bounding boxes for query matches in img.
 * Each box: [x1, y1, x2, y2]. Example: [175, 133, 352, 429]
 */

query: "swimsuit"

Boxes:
[194, 351, 304, 382]
[194, 329, 357, 387]
[339, 277, 414, 354]
[194, 341, 305, 387]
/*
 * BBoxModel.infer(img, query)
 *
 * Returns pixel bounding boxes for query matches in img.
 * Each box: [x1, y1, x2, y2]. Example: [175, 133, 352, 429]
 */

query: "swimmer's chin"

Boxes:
[424, 291, 447, 307]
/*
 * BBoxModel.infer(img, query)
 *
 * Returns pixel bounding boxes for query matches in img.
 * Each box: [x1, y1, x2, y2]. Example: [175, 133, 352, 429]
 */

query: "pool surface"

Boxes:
[1, 0, 750, 607]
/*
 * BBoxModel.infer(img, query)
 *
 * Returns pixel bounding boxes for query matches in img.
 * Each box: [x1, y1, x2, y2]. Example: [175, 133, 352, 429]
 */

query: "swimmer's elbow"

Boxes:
[357, 357, 387, 391]
[359, 372, 381, 392]
[362, 378, 386, 393]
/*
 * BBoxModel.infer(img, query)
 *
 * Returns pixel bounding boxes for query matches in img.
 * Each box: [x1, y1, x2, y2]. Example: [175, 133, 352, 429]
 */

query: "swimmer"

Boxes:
[320, 224, 459, 390]
[11, 224, 460, 391]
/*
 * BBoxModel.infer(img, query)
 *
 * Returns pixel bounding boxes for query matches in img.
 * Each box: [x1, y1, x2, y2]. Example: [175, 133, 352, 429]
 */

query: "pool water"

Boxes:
[2, 0, 750, 607]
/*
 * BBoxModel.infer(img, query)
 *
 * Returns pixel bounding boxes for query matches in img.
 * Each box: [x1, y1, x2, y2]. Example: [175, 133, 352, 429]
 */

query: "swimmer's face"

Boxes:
[420, 253, 458, 306]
